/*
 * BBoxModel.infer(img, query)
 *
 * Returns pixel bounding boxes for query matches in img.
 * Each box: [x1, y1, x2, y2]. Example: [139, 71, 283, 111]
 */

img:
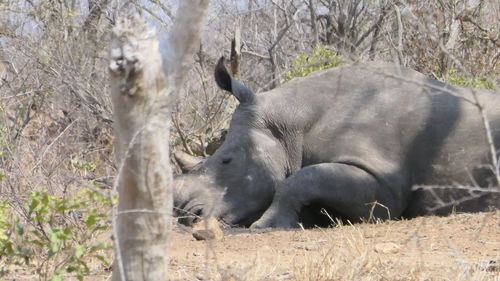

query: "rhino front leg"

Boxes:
[250, 163, 403, 229]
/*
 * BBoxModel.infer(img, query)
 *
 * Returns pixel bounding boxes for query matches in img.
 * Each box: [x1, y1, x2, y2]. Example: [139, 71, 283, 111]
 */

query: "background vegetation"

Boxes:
[0, 0, 498, 279]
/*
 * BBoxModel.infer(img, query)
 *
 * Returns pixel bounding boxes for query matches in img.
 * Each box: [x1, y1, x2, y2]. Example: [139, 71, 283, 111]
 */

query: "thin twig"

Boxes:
[32, 119, 78, 172]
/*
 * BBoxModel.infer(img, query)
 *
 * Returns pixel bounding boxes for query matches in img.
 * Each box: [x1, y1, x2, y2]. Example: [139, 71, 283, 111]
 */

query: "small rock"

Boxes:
[192, 217, 224, 240]
[193, 230, 216, 240]
[476, 260, 500, 272]
[305, 245, 319, 251]
[293, 244, 304, 250]
[293, 244, 319, 251]
[374, 242, 400, 254]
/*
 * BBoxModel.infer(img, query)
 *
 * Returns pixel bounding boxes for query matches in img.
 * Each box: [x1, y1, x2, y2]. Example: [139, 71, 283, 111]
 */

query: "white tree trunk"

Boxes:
[108, 1, 210, 280]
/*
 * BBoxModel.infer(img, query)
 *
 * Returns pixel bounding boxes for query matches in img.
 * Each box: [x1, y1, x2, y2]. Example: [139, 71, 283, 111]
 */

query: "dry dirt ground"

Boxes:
[169, 211, 500, 281]
[4, 211, 499, 280]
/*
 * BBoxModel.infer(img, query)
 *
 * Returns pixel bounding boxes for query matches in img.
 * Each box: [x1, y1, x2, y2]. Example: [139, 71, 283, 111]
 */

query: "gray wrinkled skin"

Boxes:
[173, 58, 500, 229]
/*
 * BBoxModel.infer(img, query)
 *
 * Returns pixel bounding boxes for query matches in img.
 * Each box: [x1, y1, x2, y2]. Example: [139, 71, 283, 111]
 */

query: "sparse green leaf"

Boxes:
[85, 214, 97, 228]
[49, 274, 63, 281]
[75, 244, 85, 259]
[49, 230, 62, 257]
[284, 45, 342, 82]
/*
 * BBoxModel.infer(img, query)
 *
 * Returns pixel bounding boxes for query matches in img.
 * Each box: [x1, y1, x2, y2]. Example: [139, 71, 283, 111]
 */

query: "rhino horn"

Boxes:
[174, 151, 203, 173]
[214, 56, 254, 104]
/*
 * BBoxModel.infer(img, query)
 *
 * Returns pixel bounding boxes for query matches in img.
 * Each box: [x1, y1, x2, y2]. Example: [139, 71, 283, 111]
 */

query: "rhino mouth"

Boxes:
[175, 205, 254, 227]
[174, 201, 205, 226]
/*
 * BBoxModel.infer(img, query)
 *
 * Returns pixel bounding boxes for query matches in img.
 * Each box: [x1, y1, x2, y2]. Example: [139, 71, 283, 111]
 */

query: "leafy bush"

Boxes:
[0, 188, 113, 280]
[445, 68, 496, 90]
[284, 45, 342, 81]
[70, 156, 98, 173]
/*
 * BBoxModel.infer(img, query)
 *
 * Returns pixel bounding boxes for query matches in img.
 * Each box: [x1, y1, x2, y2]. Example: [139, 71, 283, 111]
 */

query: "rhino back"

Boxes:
[256, 62, 500, 196]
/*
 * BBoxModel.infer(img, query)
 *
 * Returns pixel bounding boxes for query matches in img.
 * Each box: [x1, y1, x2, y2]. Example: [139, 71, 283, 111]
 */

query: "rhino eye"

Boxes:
[221, 158, 232, 164]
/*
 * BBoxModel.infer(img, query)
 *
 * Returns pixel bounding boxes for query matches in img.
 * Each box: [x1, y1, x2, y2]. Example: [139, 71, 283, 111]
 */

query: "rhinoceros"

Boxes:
[173, 57, 500, 229]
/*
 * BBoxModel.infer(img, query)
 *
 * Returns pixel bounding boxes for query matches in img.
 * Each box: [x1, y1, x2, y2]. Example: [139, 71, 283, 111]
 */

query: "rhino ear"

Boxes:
[214, 57, 254, 104]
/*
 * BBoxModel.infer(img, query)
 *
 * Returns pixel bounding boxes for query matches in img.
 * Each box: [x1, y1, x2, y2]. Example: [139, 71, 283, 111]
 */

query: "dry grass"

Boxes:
[1, 207, 498, 281]
[168, 211, 500, 281]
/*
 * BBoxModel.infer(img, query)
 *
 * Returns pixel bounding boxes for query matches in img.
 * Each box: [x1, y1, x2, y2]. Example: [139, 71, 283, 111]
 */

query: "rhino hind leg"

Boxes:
[250, 163, 403, 229]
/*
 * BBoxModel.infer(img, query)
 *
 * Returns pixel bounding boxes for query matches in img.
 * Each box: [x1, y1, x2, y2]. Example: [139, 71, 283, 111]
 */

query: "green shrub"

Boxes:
[445, 68, 496, 89]
[285, 45, 342, 81]
[70, 156, 98, 173]
[0, 188, 113, 280]
[0, 201, 13, 267]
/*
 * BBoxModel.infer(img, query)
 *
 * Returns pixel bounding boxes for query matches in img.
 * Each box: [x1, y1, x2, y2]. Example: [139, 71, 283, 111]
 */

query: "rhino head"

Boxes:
[173, 57, 287, 227]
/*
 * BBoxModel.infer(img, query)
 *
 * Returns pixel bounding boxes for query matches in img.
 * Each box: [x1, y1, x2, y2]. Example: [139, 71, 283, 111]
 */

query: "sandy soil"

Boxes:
[4, 211, 499, 280]
[169, 211, 500, 281]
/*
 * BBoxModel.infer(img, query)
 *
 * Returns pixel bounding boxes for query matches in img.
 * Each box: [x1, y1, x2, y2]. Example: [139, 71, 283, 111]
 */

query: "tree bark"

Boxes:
[109, 1, 210, 280]
[393, 4, 404, 65]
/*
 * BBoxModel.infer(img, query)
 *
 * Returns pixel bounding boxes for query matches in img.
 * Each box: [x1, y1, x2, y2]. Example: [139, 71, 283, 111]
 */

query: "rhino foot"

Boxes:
[250, 219, 298, 229]
[250, 206, 300, 229]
